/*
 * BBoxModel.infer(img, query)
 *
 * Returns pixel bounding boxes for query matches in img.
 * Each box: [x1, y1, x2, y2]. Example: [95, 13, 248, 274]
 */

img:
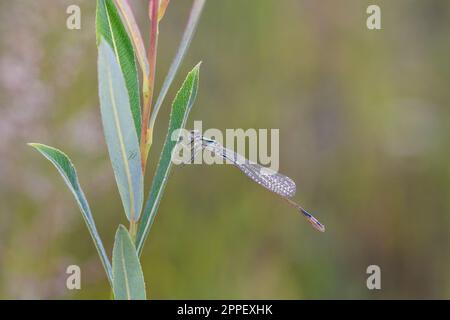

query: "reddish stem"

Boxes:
[140, 0, 159, 171]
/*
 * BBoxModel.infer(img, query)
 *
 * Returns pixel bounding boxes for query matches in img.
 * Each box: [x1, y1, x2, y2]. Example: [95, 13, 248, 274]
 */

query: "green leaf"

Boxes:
[113, 225, 146, 300]
[96, 0, 141, 139]
[135, 63, 201, 255]
[148, 0, 206, 132]
[28, 143, 113, 286]
[98, 39, 144, 222]
[114, 0, 149, 77]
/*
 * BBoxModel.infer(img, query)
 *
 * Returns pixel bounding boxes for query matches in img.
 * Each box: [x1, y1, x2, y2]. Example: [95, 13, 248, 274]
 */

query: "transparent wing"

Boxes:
[204, 142, 297, 198]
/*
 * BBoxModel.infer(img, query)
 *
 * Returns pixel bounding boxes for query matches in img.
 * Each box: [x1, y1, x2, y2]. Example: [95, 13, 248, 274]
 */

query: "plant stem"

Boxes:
[148, 0, 205, 136]
[129, 220, 138, 241]
[140, 0, 160, 172]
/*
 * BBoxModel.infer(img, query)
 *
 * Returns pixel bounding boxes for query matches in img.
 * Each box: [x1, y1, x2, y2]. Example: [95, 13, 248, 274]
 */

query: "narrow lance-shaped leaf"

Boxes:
[98, 39, 144, 222]
[114, 0, 149, 77]
[96, 0, 141, 139]
[148, 0, 206, 133]
[28, 143, 113, 286]
[136, 63, 201, 255]
[113, 225, 146, 300]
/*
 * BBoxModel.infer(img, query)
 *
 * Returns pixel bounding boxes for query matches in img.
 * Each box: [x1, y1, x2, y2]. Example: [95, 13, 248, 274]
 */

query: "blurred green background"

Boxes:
[1, 0, 450, 299]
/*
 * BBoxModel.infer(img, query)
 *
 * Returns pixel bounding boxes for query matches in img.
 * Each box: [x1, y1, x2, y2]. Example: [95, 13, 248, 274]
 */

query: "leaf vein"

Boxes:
[105, 58, 136, 219]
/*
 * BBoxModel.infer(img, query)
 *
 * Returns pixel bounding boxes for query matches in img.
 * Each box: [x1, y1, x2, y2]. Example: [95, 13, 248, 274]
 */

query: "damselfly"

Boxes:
[178, 130, 325, 232]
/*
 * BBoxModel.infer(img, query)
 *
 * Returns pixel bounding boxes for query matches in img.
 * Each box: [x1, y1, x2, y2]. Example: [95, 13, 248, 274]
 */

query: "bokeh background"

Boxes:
[1, 0, 449, 299]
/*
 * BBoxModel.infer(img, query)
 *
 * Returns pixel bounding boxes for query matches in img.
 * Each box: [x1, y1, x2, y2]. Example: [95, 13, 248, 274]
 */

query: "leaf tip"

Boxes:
[116, 224, 129, 239]
[28, 142, 44, 151]
[194, 61, 202, 71]
[189, 61, 202, 83]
